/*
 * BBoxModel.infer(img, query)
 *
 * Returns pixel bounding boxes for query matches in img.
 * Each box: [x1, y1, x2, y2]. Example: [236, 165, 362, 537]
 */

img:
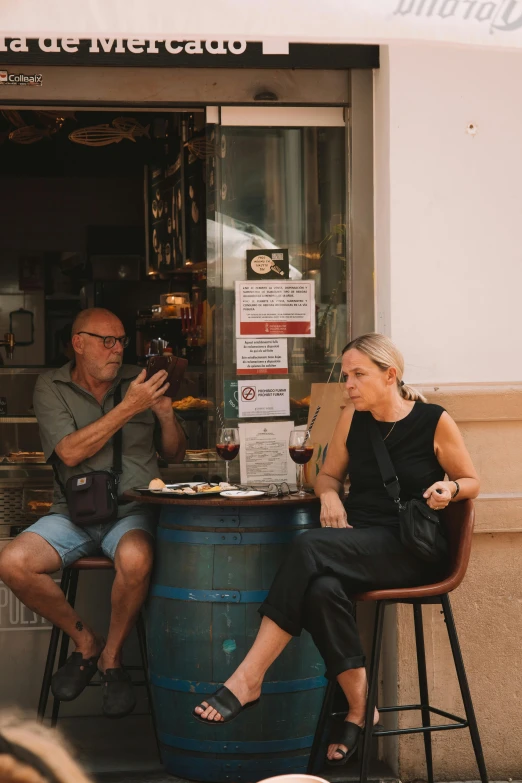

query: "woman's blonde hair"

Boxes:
[0, 712, 93, 783]
[342, 333, 427, 403]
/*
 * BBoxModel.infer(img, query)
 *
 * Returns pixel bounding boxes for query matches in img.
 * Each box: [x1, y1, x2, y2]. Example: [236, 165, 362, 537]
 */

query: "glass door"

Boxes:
[205, 106, 349, 481]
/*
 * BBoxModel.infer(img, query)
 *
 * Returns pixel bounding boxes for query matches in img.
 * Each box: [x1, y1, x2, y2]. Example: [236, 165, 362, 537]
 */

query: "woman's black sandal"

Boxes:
[193, 686, 260, 725]
[326, 720, 362, 766]
[326, 721, 384, 767]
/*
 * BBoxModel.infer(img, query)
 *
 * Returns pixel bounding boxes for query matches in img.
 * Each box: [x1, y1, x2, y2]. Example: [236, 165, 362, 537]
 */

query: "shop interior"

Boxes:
[0, 104, 347, 526]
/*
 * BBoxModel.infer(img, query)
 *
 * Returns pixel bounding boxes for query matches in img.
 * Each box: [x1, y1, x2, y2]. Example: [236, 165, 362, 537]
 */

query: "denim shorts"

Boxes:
[22, 509, 157, 568]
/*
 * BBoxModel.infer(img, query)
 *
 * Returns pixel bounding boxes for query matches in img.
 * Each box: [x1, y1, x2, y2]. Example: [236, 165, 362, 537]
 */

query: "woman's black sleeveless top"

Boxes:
[345, 402, 445, 527]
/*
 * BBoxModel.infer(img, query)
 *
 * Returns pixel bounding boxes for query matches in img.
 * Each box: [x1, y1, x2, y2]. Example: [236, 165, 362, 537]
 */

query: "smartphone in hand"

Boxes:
[146, 355, 188, 399]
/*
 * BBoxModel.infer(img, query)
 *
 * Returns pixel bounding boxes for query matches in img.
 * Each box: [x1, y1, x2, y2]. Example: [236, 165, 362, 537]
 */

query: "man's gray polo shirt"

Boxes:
[33, 362, 164, 518]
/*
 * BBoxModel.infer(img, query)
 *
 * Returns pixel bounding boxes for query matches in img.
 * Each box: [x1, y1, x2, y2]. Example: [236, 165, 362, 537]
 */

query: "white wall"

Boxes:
[374, 43, 522, 384]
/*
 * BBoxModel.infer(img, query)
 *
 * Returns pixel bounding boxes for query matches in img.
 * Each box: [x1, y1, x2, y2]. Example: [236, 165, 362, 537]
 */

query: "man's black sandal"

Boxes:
[193, 685, 260, 725]
[51, 651, 101, 702]
[101, 667, 137, 719]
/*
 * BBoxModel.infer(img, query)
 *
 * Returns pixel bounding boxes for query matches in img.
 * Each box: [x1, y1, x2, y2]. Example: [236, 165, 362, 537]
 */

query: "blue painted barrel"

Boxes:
[146, 501, 326, 783]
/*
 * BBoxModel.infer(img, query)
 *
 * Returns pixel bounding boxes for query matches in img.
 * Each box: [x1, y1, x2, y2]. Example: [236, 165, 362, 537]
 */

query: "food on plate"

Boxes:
[172, 396, 211, 410]
[290, 395, 311, 408]
[163, 482, 236, 496]
[27, 499, 52, 513]
[148, 477, 166, 490]
[6, 451, 45, 463]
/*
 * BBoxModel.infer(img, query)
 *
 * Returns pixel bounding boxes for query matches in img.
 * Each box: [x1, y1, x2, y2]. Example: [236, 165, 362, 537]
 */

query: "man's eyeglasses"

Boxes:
[76, 331, 130, 349]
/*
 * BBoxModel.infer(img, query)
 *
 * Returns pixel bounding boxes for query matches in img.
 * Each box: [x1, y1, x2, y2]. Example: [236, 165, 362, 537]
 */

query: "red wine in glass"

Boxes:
[216, 427, 240, 483]
[289, 446, 314, 465]
[289, 429, 314, 496]
[216, 443, 240, 461]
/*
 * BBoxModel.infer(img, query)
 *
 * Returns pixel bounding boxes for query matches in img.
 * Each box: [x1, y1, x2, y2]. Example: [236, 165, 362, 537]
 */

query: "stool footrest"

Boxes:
[332, 703, 468, 738]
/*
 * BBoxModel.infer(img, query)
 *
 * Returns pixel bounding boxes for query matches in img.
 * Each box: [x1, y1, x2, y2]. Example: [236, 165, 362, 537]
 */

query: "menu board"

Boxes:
[235, 281, 315, 337]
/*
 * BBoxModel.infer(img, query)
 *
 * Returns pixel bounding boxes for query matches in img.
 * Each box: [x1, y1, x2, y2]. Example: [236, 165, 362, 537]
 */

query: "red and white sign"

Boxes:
[235, 280, 315, 338]
[236, 338, 288, 375]
[238, 379, 290, 418]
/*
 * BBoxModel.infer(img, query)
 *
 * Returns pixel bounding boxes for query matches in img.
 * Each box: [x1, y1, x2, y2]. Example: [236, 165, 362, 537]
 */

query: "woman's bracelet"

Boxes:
[451, 480, 460, 499]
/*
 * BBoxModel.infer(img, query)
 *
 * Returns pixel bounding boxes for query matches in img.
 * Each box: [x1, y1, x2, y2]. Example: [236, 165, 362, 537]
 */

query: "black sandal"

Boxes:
[100, 667, 136, 719]
[51, 651, 101, 702]
[193, 685, 260, 725]
[326, 720, 362, 766]
[326, 720, 384, 767]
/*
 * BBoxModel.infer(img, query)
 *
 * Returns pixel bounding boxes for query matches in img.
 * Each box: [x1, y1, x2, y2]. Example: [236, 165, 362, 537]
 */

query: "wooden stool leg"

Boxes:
[307, 679, 337, 774]
[360, 601, 386, 783]
[51, 569, 79, 727]
[37, 568, 71, 722]
[413, 602, 434, 783]
[136, 611, 162, 764]
[441, 594, 489, 783]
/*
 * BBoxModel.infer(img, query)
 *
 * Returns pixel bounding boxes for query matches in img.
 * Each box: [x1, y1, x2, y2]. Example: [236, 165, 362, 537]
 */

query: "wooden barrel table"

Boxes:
[125, 491, 325, 783]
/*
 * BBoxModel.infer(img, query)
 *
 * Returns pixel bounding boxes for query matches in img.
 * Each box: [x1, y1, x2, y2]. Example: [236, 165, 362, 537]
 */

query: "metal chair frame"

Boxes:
[307, 501, 489, 783]
[36, 558, 160, 760]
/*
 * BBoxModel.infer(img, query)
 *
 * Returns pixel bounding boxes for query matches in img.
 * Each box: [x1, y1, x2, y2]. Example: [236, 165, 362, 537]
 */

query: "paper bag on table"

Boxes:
[304, 382, 351, 486]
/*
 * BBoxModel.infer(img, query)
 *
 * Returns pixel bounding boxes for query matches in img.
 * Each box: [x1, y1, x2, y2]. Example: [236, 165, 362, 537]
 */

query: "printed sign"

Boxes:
[238, 379, 290, 418]
[236, 338, 288, 375]
[0, 69, 42, 86]
[239, 421, 297, 485]
[246, 249, 289, 280]
[0, 580, 54, 631]
[235, 280, 315, 338]
[223, 380, 239, 419]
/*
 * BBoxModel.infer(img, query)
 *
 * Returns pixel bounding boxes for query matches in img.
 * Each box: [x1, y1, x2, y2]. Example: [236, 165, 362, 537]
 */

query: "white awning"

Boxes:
[2, 0, 522, 50]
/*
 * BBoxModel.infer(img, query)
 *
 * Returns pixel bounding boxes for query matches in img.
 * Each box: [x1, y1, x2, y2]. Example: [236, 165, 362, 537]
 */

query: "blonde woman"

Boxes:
[0, 712, 92, 783]
[192, 333, 479, 766]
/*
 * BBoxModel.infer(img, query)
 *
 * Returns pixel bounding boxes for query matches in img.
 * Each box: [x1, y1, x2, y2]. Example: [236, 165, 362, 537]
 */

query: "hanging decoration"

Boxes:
[186, 136, 219, 160]
[68, 117, 150, 147]
[112, 117, 150, 137]
[1, 110, 25, 128]
[9, 125, 57, 144]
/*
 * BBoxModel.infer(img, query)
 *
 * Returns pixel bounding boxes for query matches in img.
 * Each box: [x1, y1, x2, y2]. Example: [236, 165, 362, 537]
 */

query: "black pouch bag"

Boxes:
[54, 385, 123, 527]
[369, 416, 446, 562]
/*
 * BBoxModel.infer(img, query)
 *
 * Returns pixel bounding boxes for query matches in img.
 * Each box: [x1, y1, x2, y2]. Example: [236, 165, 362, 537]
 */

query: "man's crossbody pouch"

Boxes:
[53, 384, 123, 527]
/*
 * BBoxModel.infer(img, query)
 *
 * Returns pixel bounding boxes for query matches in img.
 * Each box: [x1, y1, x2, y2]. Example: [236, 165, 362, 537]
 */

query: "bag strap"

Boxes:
[368, 415, 402, 505]
[112, 383, 123, 475]
[53, 382, 124, 492]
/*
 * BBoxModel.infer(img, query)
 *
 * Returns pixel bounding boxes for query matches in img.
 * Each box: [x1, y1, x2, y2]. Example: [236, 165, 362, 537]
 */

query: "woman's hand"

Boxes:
[423, 481, 454, 510]
[319, 491, 352, 529]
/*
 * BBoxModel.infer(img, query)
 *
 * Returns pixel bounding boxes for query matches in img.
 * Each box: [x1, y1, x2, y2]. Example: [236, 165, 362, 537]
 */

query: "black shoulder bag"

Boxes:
[369, 416, 446, 562]
[54, 384, 123, 527]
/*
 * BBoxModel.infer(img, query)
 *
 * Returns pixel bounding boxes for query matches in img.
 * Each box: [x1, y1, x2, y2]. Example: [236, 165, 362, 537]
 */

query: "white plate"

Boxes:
[220, 490, 266, 499]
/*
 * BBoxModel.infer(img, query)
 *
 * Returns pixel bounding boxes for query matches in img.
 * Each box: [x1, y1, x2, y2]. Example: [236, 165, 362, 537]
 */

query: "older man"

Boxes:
[0, 308, 186, 718]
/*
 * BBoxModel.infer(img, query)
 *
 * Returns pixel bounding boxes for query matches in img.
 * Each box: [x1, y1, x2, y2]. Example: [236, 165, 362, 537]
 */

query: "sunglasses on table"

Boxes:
[76, 331, 130, 349]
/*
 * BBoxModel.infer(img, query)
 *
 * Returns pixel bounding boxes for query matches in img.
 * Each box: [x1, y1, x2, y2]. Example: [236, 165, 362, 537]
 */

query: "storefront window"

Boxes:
[207, 119, 348, 479]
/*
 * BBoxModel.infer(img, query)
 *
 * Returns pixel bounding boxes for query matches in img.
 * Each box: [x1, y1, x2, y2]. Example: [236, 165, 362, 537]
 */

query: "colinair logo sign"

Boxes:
[0, 70, 42, 86]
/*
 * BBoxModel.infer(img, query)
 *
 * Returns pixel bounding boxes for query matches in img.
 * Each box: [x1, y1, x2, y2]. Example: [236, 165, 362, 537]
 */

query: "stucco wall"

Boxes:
[391, 385, 522, 781]
[374, 42, 522, 384]
[373, 43, 522, 779]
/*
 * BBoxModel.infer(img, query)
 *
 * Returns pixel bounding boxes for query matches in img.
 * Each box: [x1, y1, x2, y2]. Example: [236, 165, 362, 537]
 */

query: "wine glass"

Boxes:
[216, 427, 240, 484]
[289, 429, 314, 497]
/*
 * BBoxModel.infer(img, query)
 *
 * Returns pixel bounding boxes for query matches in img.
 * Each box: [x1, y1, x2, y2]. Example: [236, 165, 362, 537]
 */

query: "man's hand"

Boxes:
[319, 490, 352, 529]
[122, 369, 169, 416]
[152, 394, 174, 419]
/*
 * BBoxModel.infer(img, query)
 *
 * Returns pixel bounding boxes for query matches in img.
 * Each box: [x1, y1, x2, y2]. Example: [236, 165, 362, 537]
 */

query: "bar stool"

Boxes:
[37, 556, 159, 749]
[307, 500, 489, 783]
